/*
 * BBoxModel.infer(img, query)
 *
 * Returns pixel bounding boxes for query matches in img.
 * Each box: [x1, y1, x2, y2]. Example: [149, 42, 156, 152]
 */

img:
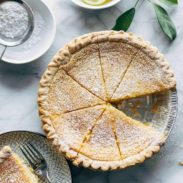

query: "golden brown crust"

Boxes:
[38, 30, 175, 171]
[38, 31, 149, 117]
[73, 143, 162, 171]
[38, 32, 104, 119]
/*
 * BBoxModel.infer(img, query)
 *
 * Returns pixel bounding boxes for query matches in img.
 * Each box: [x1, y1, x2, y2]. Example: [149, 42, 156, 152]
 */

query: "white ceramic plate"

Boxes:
[0, 131, 72, 183]
[71, 0, 120, 10]
[1, 0, 56, 64]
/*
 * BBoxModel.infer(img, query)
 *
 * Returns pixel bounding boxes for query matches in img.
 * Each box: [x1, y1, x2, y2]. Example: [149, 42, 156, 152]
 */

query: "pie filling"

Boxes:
[0, 146, 39, 183]
[98, 41, 142, 100]
[72, 104, 164, 161]
[39, 31, 176, 169]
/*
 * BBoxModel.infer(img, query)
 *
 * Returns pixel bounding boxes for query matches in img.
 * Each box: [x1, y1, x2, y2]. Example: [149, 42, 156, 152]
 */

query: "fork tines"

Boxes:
[20, 143, 45, 169]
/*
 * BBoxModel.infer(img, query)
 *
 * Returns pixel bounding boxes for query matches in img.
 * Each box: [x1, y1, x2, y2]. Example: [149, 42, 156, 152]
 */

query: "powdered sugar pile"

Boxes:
[0, 1, 29, 39]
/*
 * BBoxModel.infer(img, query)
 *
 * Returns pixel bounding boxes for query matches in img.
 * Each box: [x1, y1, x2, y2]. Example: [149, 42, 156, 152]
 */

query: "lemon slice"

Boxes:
[82, 0, 109, 6]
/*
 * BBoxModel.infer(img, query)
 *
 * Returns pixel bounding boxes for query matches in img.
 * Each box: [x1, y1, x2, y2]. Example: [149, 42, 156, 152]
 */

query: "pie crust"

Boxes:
[0, 146, 39, 183]
[38, 31, 176, 170]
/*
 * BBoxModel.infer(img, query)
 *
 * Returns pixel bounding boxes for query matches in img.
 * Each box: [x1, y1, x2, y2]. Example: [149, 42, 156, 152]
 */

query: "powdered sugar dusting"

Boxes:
[0, 1, 29, 39]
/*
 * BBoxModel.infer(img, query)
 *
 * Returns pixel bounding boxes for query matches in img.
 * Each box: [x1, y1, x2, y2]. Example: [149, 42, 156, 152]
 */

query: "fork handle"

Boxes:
[45, 171, 52, 183]
[36, 170, 51, 183]
[46, 176, 52, 183]
[0, 45, 7, 60]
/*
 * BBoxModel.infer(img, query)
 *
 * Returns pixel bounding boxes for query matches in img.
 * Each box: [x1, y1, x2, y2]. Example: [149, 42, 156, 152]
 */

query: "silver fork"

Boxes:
[20, 143, 51, 183]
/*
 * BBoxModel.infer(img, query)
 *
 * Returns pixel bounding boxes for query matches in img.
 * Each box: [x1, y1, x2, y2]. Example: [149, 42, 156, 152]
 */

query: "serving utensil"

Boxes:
[20, 143, 51, 183]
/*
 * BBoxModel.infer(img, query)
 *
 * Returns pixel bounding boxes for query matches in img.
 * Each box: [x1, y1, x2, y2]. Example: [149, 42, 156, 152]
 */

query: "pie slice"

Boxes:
[39, 68, 104, 115]
[0, 146, 38, 183]
[109, 106, 164, 159]
[99, 41, 139, 98]
[112, 49, 176, 101]
[63, 44, 107, 100]
[51, 105, 106, 158]
[78, 108, 121, 161]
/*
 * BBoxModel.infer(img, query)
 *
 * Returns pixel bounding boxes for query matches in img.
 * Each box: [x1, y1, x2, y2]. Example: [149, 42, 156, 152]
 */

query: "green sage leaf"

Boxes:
[160, 0, 178, 5]
[153, 4, 177, 40]
[112, 8, 135, 31]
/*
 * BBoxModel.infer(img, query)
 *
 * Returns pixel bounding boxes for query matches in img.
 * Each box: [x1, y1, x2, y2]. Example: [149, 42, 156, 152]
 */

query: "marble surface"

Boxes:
[0, 0, 183, 182]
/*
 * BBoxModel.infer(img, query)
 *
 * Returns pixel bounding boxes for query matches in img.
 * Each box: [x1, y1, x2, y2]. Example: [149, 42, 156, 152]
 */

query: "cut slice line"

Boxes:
[62, 68, 106, 102]
[49, 104, 106, 120]
[51, 105, 107, 157]
[110, 47, 143, 101]
[109, 105, 164, 159]
[97, 42, 110, 100]
[61, 43, 107, 101]
[41, 68, 105, 115]
[109, 114, 124, 159]
[111, 42, 176, 102]
[76, 107, 107, 156]
[98, 41, 141, 100]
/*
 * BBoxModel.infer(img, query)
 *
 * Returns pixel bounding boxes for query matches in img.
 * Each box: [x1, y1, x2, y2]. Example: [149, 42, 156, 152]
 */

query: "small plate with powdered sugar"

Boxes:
[0, 0, 56, 64]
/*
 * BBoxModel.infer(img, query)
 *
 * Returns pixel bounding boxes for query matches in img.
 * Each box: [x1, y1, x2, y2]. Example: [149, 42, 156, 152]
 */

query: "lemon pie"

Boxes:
[0, 146, 39, 183]
[38, 31, 176, 170]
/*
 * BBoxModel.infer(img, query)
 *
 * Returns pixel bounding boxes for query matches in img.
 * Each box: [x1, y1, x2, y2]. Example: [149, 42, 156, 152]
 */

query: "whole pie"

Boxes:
[0, 146, 39, 183]
[38, 31, 176, 170]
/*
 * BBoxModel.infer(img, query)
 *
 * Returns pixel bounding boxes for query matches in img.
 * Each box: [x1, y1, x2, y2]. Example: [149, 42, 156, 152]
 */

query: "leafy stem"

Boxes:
[112, 0, 177, 41]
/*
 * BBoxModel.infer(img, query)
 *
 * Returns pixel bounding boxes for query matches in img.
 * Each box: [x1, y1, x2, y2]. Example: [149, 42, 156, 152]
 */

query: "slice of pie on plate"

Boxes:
[0, 146, 38, 183]
[38, 31, 176, 171]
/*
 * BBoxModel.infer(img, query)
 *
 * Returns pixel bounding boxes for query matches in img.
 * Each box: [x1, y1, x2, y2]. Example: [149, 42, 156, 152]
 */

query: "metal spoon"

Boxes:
[0, 0, 34, 59]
